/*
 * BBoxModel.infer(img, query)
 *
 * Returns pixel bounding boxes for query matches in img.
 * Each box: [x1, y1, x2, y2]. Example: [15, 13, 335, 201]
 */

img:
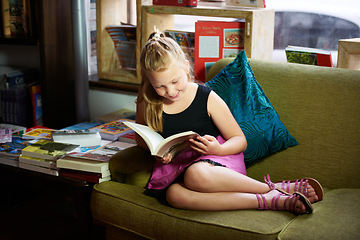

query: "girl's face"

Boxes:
[147, 60, 190, 103]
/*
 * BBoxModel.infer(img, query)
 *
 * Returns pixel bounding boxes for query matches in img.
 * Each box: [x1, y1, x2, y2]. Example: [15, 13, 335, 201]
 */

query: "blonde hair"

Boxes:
[138, 29, 192, 132]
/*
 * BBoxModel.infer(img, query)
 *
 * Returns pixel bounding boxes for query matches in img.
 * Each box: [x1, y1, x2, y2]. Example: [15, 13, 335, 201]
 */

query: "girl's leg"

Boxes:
[184, 162, 270, 193]
[166, 183, 307, 215]
[184, 162, 318, 201]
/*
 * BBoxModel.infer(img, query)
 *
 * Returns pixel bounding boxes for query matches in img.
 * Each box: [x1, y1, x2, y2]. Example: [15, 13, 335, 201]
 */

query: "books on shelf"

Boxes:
[105, 24, 137, 70]
[194, 21, 245, 82]
[21, 139, 79, 160]
[22, 127, 56, 140]
[95, 108, 136, 122]
[91, 119, 135, 141]
[51, 129, 102, 147]
[29, 84, 43, 126]
[165, 30, 195, 68]
[285, 46, 333, 67]
[124, 122, 198, 158]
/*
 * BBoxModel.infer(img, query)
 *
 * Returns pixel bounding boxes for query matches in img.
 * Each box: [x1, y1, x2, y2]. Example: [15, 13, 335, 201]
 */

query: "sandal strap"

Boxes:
[264, 174, 276, 190]
[256, 194, 269, 210]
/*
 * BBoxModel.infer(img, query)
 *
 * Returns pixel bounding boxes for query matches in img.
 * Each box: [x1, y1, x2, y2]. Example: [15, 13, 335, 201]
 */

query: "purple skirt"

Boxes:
[146, 135, 246, 192]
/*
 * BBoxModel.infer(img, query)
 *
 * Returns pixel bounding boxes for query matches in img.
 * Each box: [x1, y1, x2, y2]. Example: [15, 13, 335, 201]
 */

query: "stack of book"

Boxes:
[90, 118, 135, 141]
[0, 137, 31, 167]
[19, 139, 79, 176]
[57, 141, 136, 183]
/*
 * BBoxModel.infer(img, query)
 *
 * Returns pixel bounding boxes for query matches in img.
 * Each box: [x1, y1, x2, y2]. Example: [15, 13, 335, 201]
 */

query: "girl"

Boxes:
[135, 30, 322, 215]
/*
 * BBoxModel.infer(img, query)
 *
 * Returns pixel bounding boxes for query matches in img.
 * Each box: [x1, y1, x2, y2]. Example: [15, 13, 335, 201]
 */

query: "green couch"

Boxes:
[90, 58, 360, 240]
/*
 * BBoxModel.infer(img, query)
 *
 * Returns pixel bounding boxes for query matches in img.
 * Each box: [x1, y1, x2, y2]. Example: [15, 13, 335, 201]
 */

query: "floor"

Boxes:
[0, 180, 106, 240]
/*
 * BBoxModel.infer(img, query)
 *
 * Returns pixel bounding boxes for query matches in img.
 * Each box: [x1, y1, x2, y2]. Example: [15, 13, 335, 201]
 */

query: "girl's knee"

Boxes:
[166, 183, 192, 209]
[184, 162, 213, 191]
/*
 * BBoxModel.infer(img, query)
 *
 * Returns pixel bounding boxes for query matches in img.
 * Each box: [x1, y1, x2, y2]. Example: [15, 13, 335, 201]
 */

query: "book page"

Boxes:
[124, 122, 164, 154]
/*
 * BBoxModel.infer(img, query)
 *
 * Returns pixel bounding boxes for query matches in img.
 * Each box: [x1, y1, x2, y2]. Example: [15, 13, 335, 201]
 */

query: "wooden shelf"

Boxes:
[97, 0, 274, 85]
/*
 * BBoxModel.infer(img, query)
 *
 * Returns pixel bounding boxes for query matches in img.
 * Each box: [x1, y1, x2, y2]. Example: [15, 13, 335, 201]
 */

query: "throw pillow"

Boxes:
[205, 50, 298, 166]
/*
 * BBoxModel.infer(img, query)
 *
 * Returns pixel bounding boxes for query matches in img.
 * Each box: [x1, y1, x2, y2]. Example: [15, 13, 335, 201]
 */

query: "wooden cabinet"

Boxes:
[97, 1, 274, 85]
[96, 0, 138, 84]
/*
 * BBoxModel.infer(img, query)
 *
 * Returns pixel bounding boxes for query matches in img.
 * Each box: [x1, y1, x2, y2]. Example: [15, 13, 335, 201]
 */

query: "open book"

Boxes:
[124, 122, 198, 158]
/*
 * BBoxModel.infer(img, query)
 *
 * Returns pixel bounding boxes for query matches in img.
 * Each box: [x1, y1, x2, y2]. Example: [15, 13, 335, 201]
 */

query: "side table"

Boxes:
[0, 162, 104, 240]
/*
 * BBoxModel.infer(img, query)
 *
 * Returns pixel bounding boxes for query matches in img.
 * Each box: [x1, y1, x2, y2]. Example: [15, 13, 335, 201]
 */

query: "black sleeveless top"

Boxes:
[161, 84, 220, 138]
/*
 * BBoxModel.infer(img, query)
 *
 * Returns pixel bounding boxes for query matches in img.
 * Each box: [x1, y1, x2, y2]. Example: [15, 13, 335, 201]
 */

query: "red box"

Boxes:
[153, 0, 197, 7]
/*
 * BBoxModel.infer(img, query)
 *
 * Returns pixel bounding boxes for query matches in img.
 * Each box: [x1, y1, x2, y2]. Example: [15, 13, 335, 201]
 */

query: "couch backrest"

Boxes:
[207, 58, 360, 189]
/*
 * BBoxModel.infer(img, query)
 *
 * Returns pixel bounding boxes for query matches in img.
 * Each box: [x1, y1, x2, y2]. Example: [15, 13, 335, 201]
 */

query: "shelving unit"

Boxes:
[97, 0, 274, 85]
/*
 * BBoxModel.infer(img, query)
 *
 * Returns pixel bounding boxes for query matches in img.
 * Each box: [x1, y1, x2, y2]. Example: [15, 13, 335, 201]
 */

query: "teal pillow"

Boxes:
[205, 50, 298, 166]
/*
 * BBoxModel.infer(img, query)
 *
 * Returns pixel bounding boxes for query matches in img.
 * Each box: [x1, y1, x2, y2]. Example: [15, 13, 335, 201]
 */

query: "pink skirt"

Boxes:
[146, 135, 246, 192]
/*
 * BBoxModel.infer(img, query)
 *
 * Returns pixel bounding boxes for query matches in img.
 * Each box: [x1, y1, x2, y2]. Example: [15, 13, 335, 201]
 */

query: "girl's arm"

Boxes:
[188, 91, 247, 156]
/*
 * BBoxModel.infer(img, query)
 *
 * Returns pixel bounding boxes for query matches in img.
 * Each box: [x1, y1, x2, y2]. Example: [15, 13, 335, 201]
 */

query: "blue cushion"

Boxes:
[205, 50, 298, 166]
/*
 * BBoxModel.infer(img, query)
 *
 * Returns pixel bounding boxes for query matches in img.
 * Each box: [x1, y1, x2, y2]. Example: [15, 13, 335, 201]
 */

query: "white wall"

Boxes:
[88, 88, 137, 120]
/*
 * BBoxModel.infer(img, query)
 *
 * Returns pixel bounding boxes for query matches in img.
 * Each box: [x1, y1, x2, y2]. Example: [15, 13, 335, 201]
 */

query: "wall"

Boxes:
[88, 88, 137, 120]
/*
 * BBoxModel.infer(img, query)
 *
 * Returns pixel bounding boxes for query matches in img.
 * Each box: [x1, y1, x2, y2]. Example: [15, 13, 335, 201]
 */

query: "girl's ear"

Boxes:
[185, 60, 190, 74]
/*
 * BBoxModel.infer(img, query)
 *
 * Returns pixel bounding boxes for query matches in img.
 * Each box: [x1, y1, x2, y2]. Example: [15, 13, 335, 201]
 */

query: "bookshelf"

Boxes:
[97, 0, 274, 85]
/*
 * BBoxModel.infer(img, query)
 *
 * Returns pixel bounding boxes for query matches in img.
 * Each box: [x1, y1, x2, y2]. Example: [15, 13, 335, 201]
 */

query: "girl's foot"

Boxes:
[264, 174, 323, 203]
[256, 190, 313, 215]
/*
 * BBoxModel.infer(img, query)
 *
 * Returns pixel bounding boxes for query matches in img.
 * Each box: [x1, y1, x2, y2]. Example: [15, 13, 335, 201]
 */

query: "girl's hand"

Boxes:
[156, 153, 172, 164]
[188, 135, 222, 155]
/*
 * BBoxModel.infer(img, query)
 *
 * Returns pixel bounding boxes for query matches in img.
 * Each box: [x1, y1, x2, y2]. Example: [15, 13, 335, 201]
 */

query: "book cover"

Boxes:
[60, 121, 103, 131]
[0, 123, 27, 136]
[21, 139, 79, 160]
[4, 68, 39, 88]
[22, 128, 56, 140]
[56, 157, 109, 173]
[285, 46, 333, 67]
[117, 131, 136, 144]
[0, 127, 12, 143]
[64, 140, 135, 162]
[29, 84, 43, 126]
[18, 155, 57, 169]
[0, 136, 31, 159]
[51, 129, 102, 147]
[91, 119, 134, 141]
[124, 122, 198, 158]
[194, 21, 245, 82]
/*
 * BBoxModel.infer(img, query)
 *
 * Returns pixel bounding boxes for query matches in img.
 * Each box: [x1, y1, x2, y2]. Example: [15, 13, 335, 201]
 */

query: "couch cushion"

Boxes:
[278, 188, 360, 240]
[205, 50, 298, 166]
[91, 180, 297, 240]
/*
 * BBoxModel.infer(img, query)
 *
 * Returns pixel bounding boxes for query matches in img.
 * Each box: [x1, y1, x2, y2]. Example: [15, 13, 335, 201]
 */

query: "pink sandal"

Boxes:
[256, 190, 313, 215]
[264, 174, 324, 202]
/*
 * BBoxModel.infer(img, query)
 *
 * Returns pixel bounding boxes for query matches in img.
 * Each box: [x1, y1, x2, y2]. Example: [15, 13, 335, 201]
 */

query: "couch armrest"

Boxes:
[109, 146, 155, 187]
